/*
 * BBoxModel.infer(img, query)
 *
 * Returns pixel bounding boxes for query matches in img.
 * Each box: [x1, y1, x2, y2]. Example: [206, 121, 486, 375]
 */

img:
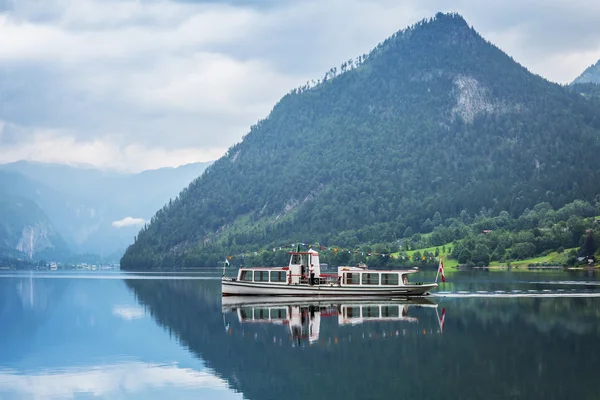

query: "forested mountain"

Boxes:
[0, 161, 211, 261]
[570, 82, 600, 103]
[0, 174, 69, 261]
[121, 13, 600, 270]
[572, 59, 600, 85]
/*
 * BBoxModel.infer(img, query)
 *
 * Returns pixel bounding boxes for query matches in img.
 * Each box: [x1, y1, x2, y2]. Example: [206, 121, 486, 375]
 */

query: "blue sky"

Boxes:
[1, 0, 599, 171]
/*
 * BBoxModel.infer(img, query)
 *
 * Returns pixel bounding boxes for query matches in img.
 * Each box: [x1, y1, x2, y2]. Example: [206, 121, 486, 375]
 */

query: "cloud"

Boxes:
[0, 120, 219, 172]
[1, 0, 600, 171]
[112, 305, 146, 320]
[0, 362, 232, 398]
[112, 217, 146, 228]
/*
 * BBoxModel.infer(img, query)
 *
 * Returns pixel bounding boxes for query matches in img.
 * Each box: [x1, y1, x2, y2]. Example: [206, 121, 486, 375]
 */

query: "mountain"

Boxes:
[572, 59, 600, 85]
[0, 173, 69, 261]
[121, 12, 600, 270]
[0, 161, 212, 260]
[570, 60, 600, 103]
[570, 82, 600, 104]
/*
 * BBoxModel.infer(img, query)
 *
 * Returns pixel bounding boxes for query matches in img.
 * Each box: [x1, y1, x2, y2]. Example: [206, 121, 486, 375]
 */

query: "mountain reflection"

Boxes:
[126, 278, 600, 400]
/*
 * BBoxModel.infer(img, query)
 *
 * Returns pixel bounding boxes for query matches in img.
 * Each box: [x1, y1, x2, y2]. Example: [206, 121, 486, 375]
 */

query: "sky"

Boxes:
[1, 0, 600, 172]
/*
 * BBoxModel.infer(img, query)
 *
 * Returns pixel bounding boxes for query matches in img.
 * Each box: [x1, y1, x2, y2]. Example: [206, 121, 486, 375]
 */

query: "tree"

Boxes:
[421, 218, 434, 233]
[413, 251, 422, 264]
[567, 216, 587, 247]
[459, 210, 470, 224]
[432, 212, 442, 227]
[510, 242, 536, 260]
[579, 231, 597, 257]
[472, 244, 491, 266]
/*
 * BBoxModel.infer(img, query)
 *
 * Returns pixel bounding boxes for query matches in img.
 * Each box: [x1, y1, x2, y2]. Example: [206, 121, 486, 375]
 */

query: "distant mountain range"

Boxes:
[121, 12, 600, 270]
[0, 180, 69, 260]
[0, 161, 212, 263]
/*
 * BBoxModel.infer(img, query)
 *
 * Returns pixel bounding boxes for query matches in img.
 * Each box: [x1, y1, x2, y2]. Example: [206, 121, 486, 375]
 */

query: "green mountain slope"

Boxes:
[121, 13, 600, 270]
[570, 82, 600, 103]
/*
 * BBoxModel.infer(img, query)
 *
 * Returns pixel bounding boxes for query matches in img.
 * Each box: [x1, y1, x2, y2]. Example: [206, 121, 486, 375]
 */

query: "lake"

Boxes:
[1, 269, 599, 399]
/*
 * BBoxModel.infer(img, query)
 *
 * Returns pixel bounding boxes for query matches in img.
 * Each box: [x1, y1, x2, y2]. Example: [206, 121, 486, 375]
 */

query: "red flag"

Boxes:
[438, 258, 446, 283]
[439, 308, 446, 333]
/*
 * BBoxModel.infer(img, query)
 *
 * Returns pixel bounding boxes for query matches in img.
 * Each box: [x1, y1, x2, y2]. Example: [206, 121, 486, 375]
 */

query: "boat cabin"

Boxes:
[336, 266, 413, 286]
[234, 249, 417, 287]
[235, 249, 323, 285]
[288, 249, 322, 284]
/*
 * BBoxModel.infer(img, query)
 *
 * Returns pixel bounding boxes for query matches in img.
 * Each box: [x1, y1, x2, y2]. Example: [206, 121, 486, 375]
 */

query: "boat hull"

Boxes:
[222, 280, 437, 297]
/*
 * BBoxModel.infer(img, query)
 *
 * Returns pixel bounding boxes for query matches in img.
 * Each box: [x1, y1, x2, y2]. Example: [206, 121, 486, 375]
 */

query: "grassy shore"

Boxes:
[488, 249, 574, 269]
[397, 246, 581, 271]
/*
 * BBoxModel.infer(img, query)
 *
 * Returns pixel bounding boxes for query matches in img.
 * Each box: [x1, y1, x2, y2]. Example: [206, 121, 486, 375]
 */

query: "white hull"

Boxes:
[222, 279, 437, 297]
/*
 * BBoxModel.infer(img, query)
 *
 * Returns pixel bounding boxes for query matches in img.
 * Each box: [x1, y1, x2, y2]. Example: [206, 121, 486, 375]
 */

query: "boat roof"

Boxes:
[287, 251, 319, 255]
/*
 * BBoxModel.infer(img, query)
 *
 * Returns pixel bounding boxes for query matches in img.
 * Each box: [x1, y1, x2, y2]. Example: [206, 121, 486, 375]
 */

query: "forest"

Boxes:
[132, 198, 598, 270]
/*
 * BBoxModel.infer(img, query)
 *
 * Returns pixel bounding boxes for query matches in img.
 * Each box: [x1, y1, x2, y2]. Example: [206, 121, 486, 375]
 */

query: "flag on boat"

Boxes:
[438, 258, 446, 283]
[225, 258, 230, 267]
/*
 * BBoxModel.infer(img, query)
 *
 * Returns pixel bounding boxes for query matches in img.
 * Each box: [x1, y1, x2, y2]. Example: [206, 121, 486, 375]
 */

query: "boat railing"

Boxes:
[318, 273, 340, 286]
[286, 273, 340, 285]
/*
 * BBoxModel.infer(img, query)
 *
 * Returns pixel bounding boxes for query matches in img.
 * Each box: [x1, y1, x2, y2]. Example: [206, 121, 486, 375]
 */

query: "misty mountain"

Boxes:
[0, 173, 69, 260]
[0, 161, 212, 261]
[121, 13, 600, 269]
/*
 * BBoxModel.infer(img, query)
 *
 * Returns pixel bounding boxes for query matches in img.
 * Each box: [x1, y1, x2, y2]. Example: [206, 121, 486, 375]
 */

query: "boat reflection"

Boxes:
[222, 297, 445, 347]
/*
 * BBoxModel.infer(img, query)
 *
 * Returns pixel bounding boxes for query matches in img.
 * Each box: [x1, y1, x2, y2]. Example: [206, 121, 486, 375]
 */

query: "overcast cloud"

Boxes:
[1, 0, 599, 172]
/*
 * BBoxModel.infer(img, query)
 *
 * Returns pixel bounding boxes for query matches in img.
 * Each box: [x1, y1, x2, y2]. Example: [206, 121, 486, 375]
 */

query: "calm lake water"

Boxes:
[1, 269, 599, 399]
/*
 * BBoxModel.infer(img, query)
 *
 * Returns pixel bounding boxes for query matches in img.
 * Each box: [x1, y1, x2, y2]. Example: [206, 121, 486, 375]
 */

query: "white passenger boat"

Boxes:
[221, 249, 440, 297]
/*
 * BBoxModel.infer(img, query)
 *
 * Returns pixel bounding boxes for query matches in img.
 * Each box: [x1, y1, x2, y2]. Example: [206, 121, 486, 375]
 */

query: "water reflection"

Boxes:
[0, 273, 242, 400]
[126, 277, 600, 400]
[1, 272, 599, 400]
[223, 297, 444, 347]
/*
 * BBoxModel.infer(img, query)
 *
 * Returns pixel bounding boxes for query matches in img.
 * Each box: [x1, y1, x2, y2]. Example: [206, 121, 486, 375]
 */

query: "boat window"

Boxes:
[361, 273, 379, 285]
[381, 273, 399, 285]
[255, 308, 269, 320]
[344, 306, 361, 318]
[363, 306, 380, 318]
[254, 271, 269, 282]
[270, 271, 287, 282]
[381, 306, 400, 317]
[240, 270, 253, 281]
[239, 307, 253, 319]
[344, 273, 360, 285]
[270, 308, 287, 319]
[402, 274, 409, 284]
[291, 254, 302, 264]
